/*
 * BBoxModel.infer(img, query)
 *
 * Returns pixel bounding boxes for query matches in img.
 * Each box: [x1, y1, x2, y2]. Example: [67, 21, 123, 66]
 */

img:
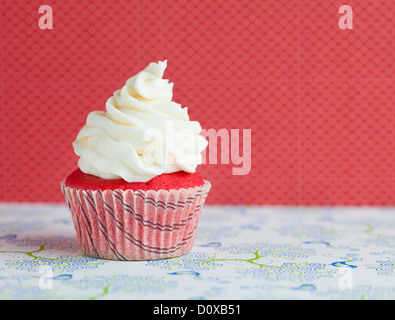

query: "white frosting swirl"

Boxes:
[73, 60, 208, 182]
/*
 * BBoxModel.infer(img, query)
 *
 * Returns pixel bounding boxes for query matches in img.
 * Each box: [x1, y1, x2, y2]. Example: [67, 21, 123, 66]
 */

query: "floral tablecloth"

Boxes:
[0, 204, 394, 300]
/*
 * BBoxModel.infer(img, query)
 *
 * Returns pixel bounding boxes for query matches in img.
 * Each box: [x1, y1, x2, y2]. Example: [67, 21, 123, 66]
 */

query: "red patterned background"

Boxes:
[1, 0, 394, 205]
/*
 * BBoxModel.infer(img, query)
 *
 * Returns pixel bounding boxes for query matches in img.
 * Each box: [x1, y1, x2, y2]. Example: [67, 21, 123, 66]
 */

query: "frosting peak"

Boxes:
[73, 61, 208, 182]
[126, 60, 173, 101]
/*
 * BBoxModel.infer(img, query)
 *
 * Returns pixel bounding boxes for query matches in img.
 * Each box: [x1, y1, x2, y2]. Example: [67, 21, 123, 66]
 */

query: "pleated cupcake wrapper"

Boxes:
[61, 180, 211, 261]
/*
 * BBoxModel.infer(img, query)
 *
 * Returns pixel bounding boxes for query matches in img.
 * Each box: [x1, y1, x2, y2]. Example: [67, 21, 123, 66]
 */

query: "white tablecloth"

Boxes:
[0, 204, 394, 299]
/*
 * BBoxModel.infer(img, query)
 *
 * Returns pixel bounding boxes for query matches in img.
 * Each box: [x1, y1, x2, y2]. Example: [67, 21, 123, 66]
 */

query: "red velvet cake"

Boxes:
[61, 171, 211, 261]
[65, 168, 205, 192]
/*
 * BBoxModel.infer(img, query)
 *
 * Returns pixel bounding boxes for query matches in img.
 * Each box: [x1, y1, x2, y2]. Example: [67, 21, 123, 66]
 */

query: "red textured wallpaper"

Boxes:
[1, 0, 394, 205]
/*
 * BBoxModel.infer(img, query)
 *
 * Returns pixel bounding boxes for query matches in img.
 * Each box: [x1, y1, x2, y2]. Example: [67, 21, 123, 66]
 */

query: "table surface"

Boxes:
[0, 204, 394, 300]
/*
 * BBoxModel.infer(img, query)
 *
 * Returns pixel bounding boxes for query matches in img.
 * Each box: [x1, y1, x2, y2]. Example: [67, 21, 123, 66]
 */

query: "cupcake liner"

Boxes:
[60, 180, 211, 261]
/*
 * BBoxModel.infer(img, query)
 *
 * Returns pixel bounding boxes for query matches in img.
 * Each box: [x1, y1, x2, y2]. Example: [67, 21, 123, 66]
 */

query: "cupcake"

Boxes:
[61, 60, 211, 261]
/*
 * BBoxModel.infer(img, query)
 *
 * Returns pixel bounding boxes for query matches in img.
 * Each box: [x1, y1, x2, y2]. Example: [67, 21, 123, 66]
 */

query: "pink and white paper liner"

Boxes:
[60, 180, 211, 261]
